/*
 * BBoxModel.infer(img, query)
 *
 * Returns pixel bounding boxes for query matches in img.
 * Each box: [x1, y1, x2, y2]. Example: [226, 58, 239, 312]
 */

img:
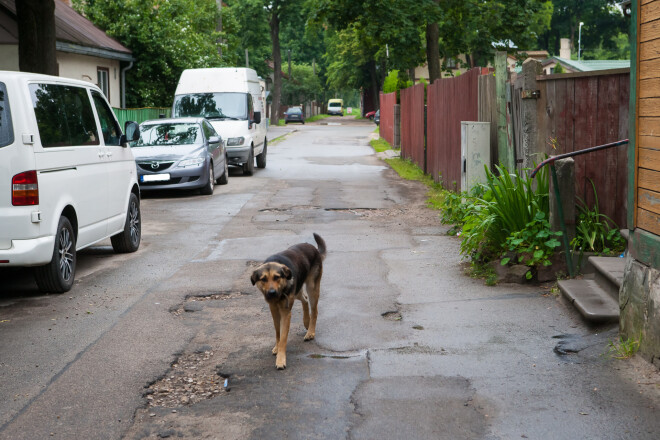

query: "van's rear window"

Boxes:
[0, 82, 14, 148]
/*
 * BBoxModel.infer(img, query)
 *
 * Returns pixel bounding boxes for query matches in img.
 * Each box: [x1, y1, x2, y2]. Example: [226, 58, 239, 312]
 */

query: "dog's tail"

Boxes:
[313, 233, 326, 260]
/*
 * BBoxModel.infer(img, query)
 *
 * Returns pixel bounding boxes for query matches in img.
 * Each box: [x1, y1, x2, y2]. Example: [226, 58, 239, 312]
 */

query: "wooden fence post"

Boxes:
[520, 59, 542, 170]
[495, 51, 513, 170]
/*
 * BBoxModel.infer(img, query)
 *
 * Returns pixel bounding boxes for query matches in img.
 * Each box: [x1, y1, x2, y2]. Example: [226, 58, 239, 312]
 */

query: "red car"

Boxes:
[365, 110, 377, 120]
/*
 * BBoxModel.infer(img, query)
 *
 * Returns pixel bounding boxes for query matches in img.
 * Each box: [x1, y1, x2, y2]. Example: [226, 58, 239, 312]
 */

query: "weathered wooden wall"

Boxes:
[535, 69, 630, 229]
[400, 83, 426, 171]
[637, 0, 660, 236]
[478, 74, 498, 167]
[379, 92, 396, 147]
[427, 68, 481, 190]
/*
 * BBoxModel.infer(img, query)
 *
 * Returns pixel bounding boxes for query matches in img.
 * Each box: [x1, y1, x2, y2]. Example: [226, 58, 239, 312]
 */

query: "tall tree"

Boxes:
[426, 0, 441, 84]
[16, 0, 57, 75]
[536, 0, 626, 59]
[73, 0, 223, 107]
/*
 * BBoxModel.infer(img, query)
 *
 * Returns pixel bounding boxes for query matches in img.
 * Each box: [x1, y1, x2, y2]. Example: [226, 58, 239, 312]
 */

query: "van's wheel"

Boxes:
[256, 140, 267, 169]
[217, 156, 229, 184]
[34, 216, 76, 293]
[200, 163, 215, 195]
[243, 147, 254, 176]
[111, 193, 141, 253]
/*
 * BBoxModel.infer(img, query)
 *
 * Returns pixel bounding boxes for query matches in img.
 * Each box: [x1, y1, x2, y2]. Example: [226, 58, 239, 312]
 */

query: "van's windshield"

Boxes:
[173, 93, 247, 120]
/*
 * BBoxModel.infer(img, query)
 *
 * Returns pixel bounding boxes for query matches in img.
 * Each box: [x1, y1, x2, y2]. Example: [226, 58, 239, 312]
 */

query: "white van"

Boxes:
[172, 68, 267, 175]
[0, 71, 141, 293]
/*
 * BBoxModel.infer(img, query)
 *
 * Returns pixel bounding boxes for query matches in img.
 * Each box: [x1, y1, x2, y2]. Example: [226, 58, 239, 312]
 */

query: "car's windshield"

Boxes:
[328, 103, 341, 108]
[134, 123, 201, 147]
[173, 93, 247, 120]
[288, 108, 302, 114]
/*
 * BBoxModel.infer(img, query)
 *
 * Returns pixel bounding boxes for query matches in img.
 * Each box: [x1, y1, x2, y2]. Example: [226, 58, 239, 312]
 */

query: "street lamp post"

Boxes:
[578, 21, 584, 61]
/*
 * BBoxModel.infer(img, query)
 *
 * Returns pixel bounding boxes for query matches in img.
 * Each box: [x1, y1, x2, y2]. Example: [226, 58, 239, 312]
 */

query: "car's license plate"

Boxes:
[141, 173, 170, 182]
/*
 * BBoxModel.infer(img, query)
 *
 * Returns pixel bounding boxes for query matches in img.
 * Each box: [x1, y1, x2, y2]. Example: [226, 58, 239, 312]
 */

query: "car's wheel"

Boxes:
[200, 162, 215, 195]
[243, 147, 254, 176]
[34, 216, 76, 293]
[256, 140, 267, 169]
[111, 192, 141, 253]
[217, 155, 229, 185]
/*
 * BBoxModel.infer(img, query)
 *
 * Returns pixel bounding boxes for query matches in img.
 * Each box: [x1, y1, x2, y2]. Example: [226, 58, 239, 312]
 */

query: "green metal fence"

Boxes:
[112, 107, 171, 128]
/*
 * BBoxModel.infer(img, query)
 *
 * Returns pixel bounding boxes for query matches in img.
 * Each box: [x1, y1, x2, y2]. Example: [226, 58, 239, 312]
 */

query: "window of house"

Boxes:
[97, 68, 109, 98]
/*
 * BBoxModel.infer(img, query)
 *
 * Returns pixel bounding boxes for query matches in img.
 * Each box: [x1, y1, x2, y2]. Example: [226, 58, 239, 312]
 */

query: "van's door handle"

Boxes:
[98, 151, 106, 158]
[106, 151, 113, 158]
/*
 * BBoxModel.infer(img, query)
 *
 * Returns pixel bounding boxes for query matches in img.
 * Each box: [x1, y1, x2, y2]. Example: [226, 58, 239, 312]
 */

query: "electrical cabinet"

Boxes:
[461, 121, 491, 192]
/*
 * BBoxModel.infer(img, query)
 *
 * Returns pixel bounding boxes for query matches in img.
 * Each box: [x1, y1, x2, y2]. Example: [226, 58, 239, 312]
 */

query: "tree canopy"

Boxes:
[73, 0, 224, 107]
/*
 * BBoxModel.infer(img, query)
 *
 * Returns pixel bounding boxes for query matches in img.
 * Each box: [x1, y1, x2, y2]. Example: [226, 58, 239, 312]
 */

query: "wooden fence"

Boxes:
[427, 68, 481, 189]
[400, 83, 425, 171]
[533, 69, 630, 228]
[380, 63, 629, 228]
[379, 92, 397, 146]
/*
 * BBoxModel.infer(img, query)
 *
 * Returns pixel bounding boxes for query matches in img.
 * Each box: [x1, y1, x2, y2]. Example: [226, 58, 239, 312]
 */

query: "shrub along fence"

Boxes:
[378, 60, 630, 228]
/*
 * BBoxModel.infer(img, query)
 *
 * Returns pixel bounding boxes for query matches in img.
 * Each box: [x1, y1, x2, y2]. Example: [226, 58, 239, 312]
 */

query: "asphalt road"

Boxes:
[1, 115, 659, 439]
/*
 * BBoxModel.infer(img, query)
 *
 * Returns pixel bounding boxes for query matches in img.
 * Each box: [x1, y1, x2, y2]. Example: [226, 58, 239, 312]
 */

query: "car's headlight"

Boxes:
[177, 157, 205, 168]
[226, 137, 245, 146]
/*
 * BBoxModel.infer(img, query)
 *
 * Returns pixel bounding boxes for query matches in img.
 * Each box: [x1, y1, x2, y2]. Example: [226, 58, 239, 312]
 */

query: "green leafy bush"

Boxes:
[501, 212, 563, 279]
[459, 164, 551, 262]
[571, 180, 626, 255]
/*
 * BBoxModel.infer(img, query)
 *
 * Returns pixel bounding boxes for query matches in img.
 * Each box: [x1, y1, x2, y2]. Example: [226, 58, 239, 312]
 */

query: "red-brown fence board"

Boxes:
[379, 92, 396, 146]
[537, 71, 629, 228]
[427, 68, 481, 190]
[400, 83, 426, 171]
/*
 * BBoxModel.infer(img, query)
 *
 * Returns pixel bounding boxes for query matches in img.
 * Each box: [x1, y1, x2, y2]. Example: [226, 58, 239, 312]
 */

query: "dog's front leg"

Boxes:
[275, 304, 293, 369]
[269, 302, 281, 355]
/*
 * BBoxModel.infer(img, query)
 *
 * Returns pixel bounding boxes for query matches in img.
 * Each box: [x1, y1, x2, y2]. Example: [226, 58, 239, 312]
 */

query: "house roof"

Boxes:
[0, 0, 132, 61]
[544, 57, 630, 72]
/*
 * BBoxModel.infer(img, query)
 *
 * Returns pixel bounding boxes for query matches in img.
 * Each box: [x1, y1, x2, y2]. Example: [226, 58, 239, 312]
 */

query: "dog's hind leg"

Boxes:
[300, 293, 310, 330]
[304, 278, 320, 341]
[269, 303, 281, 355]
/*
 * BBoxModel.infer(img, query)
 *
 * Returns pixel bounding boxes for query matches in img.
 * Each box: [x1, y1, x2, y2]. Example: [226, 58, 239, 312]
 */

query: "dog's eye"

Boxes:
[273, 274, 280, 281]
[260, 277, 267, 282]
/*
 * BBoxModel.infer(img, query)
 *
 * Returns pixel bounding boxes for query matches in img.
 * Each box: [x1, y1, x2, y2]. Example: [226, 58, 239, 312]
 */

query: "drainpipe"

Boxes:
[121, 61, 134, 108]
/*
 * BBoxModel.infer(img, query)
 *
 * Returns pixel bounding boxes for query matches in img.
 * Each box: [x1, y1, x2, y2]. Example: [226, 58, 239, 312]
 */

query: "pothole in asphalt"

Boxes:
[381, 310, 402, 321]
[144, 349, 228, 408]
[171, 291, 248, 316]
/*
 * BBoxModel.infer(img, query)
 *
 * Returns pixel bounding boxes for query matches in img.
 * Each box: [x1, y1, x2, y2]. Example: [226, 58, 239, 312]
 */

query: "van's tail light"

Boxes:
[12, 170, 39, 206]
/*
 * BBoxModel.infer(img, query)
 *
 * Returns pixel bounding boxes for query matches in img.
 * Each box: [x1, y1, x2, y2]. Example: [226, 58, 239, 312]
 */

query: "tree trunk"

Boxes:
[368, 60, 379, 109]
[269, 11, 281, 126]
[16, 0, 58, 75]
[216, 0, 222, 58]
[425, 24, 440, 83]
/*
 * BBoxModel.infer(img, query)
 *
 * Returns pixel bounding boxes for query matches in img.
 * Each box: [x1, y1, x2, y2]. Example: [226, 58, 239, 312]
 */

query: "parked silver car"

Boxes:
[132, 118, 228, 195]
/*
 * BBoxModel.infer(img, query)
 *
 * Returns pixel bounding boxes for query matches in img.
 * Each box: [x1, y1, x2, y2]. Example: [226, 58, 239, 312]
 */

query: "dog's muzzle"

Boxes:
[266, 289, 278, 300]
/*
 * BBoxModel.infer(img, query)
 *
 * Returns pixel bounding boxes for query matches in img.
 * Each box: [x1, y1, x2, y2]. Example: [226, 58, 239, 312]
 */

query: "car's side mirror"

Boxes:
[209, 135, 221, 145]
[253, 111, 261, 124]
[123, 121, 140, 145]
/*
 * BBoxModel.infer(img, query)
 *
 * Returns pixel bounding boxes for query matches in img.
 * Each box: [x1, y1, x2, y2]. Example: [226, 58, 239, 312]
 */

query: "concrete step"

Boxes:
[589, 256, 625, 300]
[558, 278, 619, 324]
[557, 256, 625, 324]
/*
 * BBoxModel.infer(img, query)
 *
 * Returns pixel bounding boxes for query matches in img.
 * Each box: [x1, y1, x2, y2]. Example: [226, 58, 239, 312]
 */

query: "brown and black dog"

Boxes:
[251, 233, 326, 369]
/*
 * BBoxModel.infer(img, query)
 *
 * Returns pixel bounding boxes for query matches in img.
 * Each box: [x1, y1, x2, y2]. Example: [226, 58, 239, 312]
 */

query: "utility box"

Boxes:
[461, 121, 491, 192]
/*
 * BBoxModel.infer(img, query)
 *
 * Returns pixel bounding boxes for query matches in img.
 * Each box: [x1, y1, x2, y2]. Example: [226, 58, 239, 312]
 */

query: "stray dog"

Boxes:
[251, 233, 326, 369]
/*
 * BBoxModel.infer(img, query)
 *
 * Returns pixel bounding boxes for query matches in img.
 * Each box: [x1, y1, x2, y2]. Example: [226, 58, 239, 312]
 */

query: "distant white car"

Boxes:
[0, 71, 141, 293]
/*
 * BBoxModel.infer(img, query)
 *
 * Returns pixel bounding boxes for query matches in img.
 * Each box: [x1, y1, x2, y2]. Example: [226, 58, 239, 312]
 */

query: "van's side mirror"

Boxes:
[208, 135, 221, 145]
[253, 111, 261, 124]
[123, 121, 140, 144]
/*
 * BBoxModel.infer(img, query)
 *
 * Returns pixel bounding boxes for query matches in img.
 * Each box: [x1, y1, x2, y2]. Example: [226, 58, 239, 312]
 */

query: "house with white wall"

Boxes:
[0, 0, 133, 108]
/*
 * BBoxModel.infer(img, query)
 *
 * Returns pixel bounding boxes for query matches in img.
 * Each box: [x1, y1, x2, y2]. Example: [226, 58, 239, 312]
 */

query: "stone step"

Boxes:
[589, 256, 625, 300]
[558, 278, 620, 324]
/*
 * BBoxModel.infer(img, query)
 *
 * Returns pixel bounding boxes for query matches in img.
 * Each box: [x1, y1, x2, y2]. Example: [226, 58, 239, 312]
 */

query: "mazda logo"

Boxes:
[150, 162, 159, 169]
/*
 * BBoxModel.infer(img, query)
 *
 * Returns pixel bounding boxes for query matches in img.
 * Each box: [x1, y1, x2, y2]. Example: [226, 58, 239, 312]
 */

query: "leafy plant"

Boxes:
[571, 180, 626, 255]
[501, 211, 563, 279]
[459, 163, 550, 262]
[606, 335, 641, 360]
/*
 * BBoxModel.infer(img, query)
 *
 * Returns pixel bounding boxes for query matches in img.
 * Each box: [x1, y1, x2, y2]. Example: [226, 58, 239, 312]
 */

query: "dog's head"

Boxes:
[251, 262, 293, 302]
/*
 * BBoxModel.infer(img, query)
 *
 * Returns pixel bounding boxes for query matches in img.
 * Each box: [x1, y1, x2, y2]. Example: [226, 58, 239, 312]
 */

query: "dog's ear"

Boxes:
[281, 266, 292, 280]
[250, 269, 260, 285]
